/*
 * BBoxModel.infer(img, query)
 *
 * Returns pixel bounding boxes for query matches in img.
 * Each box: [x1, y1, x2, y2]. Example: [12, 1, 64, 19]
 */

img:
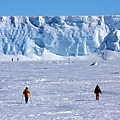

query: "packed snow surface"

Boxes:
[0, 59, 120, 120]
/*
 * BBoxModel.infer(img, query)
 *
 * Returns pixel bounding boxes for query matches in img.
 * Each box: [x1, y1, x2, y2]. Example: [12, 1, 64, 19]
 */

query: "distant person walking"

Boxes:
[23, 87, 31, 103]
[94, 85, 102, 100]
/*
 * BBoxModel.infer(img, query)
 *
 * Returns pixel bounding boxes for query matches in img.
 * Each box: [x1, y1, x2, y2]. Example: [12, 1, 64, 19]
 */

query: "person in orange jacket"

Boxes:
[94, 85, 102, 100]
[23, 87, 31, 103]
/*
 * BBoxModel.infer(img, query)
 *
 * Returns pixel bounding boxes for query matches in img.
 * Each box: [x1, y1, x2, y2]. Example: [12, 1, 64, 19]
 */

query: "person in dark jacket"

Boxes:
[94, 85, 102, 100]
[23, 87, 31, 103]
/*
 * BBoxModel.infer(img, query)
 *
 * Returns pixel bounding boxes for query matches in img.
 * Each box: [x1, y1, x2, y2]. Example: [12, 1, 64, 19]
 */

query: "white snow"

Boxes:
[0, 15, 120, 120]
[0, 54, 120, 120]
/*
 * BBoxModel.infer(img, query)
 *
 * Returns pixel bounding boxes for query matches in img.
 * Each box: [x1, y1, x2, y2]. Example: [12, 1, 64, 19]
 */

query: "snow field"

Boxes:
[0, 60, 120, 120]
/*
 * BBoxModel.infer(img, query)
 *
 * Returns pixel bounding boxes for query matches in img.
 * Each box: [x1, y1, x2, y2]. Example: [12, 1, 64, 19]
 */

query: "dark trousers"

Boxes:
[25, 97, 28, 103]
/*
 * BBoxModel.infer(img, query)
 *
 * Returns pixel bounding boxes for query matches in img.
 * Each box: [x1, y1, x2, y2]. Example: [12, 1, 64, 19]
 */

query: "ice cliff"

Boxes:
[0, 16, 120, 58]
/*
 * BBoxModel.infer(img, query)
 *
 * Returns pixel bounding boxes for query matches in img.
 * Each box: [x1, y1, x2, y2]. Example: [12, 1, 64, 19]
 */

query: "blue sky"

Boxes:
[0, 0, 120, 16]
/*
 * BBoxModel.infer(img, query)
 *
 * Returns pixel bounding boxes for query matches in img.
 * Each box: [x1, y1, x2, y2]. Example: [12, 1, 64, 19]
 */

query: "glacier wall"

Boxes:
[0, 16, 120, 57]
